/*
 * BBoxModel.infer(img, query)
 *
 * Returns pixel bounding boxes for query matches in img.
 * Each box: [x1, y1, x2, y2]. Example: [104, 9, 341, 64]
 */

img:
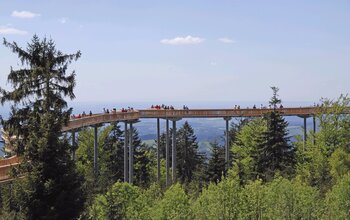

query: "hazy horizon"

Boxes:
[1, 1, 349, 103]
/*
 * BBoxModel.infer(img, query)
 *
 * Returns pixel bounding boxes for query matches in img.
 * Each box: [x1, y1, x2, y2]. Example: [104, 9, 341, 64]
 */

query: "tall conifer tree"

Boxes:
[132, 128, 153, 188]
[176, 121, 204, 183]
[100, 122, 125, 187]
[206, 141, 226, 183]
[0, 36, 84, 219]
[256, 87, 295, 181]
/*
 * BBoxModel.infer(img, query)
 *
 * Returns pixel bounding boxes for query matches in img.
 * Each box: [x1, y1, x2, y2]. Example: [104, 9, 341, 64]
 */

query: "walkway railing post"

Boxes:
[157, 118, 161, 183]
[124, 122, 128, 182]
[165, 119, 170, 187]
[172, 120, 177, 183]
[93, 125, 98, 175]
[129, 123, 134, 184]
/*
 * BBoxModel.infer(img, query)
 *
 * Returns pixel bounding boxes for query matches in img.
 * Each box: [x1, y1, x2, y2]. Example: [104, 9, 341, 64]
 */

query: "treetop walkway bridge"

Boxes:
[0, 107, 319, 184]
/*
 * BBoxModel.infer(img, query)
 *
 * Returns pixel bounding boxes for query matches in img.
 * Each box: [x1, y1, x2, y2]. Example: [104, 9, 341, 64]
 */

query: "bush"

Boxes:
[151, 183, 193, 219]
[324, 174, 350, 219]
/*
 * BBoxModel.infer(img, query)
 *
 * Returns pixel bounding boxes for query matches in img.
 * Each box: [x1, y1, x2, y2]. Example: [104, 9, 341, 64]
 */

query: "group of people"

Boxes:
[150, 104, 175, 110]
[103, 107, 135, 113]
[251, 104, 284, 109]
[183, 105, 189, 110]
[71, 111, 93, 119]
[121, 107, 135, 113]
[150, 104, 190, 110]
[71, 106, 136, 119]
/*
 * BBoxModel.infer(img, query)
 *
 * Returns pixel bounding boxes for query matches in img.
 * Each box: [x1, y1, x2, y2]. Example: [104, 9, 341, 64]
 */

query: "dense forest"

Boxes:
[0, 36, 350, 219]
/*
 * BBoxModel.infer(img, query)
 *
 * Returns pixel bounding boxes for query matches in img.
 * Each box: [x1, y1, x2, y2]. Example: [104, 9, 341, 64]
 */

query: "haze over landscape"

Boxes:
[0, 0, 347, 171]
[1, 0, 349, 103]
[1, 1, 350, 219]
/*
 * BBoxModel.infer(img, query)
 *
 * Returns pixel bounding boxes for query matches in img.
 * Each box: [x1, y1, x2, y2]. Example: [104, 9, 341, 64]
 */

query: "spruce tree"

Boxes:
[256, 87, 295, 181]
[206, 141, 225, 183]
[100, 122, 125, 187]
[0, 36, 84, 219]
[228, 118, 250, 146]
[133, 128, 153, 188]
[156, 128, 173, 160]
[176, 121, 204, 183]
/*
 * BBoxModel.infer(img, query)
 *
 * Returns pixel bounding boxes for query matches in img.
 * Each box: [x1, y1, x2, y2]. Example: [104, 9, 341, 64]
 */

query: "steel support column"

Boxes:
[124, 122, 128, 182]
[172, 120, 177, 183]
[313, 116, 316, 145]
[71, 130, 76, 161]
[224, 117, 231, 172]
[129, 123, 134, 184]
[304, 117, 307, 145]
[313, 116, 316, 133]
[165, 119, 170, 187]
[157, 118, 161, 183]
[93, 125, 98, 175]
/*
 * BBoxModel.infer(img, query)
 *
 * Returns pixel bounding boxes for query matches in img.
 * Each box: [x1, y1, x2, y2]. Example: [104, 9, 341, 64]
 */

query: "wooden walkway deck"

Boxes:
[1, 107, 319, 182]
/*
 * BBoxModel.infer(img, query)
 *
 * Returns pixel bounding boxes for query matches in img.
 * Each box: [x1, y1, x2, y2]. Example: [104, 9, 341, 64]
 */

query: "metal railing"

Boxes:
[0, 107, 320, 182]
[139, 107, 317, 118]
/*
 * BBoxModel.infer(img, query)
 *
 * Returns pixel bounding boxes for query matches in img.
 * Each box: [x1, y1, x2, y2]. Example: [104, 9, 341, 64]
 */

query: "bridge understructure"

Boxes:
[0, 107, 318, 184]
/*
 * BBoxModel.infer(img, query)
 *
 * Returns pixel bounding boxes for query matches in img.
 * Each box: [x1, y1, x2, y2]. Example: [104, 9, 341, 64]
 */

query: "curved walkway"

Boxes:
[63, 107, 317, 131]
[1, 106, 318, 182]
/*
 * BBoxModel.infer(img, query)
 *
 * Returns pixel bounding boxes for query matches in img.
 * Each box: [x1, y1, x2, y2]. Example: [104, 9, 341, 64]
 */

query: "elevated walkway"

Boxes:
[0, 106, 320, 182]
[62, 107, 317, 131]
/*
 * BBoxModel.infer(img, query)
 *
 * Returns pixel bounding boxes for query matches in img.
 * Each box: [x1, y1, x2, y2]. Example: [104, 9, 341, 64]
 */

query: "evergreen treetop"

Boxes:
[0, 35, 84, 219]
[256, 87, 295, 181]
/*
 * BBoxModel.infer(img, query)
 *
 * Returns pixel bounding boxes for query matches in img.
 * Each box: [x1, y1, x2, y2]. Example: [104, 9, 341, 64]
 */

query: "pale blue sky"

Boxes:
[0, 0, 349, 103]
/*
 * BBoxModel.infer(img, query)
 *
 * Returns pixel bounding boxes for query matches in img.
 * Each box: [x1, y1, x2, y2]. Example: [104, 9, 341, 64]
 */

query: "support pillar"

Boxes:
[224, 117, 231, 172]
[172, 120, 177, 183]
[165, 119, 170, 187]
[93, 125, 98, 175]
[129, 123, 134, 184]
[71, 130, 76, 161]
[303, 117, 307, 146]
[313, 116, 316, 145]
[124, 122, 128, 182]
[157, 118, 161, 183]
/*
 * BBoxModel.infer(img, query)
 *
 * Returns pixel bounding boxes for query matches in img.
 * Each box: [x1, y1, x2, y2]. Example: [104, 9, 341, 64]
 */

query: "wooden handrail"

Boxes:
[0, 106, 322, 182]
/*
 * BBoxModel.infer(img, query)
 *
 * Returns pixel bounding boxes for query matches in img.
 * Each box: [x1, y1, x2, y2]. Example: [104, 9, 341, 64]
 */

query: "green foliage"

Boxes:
[76, 126, 113, 188]
[155, 122, 205, 185]
[324, 174, 350, 219]
[127, 183, 162, 219]
[296, 94, 350, 192]
[296, 140, 332, 194]
[151, 183, 193, 219]
[228, 118, 250, 146]
[176, 121, 205, 184]
[133, 129, 155, 188]
[76, 124, 155, 217]
[255, 87, 295, 181]
[88, 182, 141, 220]
[329, 148, 350, 182]
[232, 118, 266, 184]
[193, 177, 241, 219]
[76, 124, 153, 188]
[317, 94, 350, 154]
[156, 131, 170, 160]
[0, 35, 84, 219]
[100, 122, 125, 187]
[238, 179, 266, 219]
[263, 177, 322, 220]
[206, 141, 225, 183]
